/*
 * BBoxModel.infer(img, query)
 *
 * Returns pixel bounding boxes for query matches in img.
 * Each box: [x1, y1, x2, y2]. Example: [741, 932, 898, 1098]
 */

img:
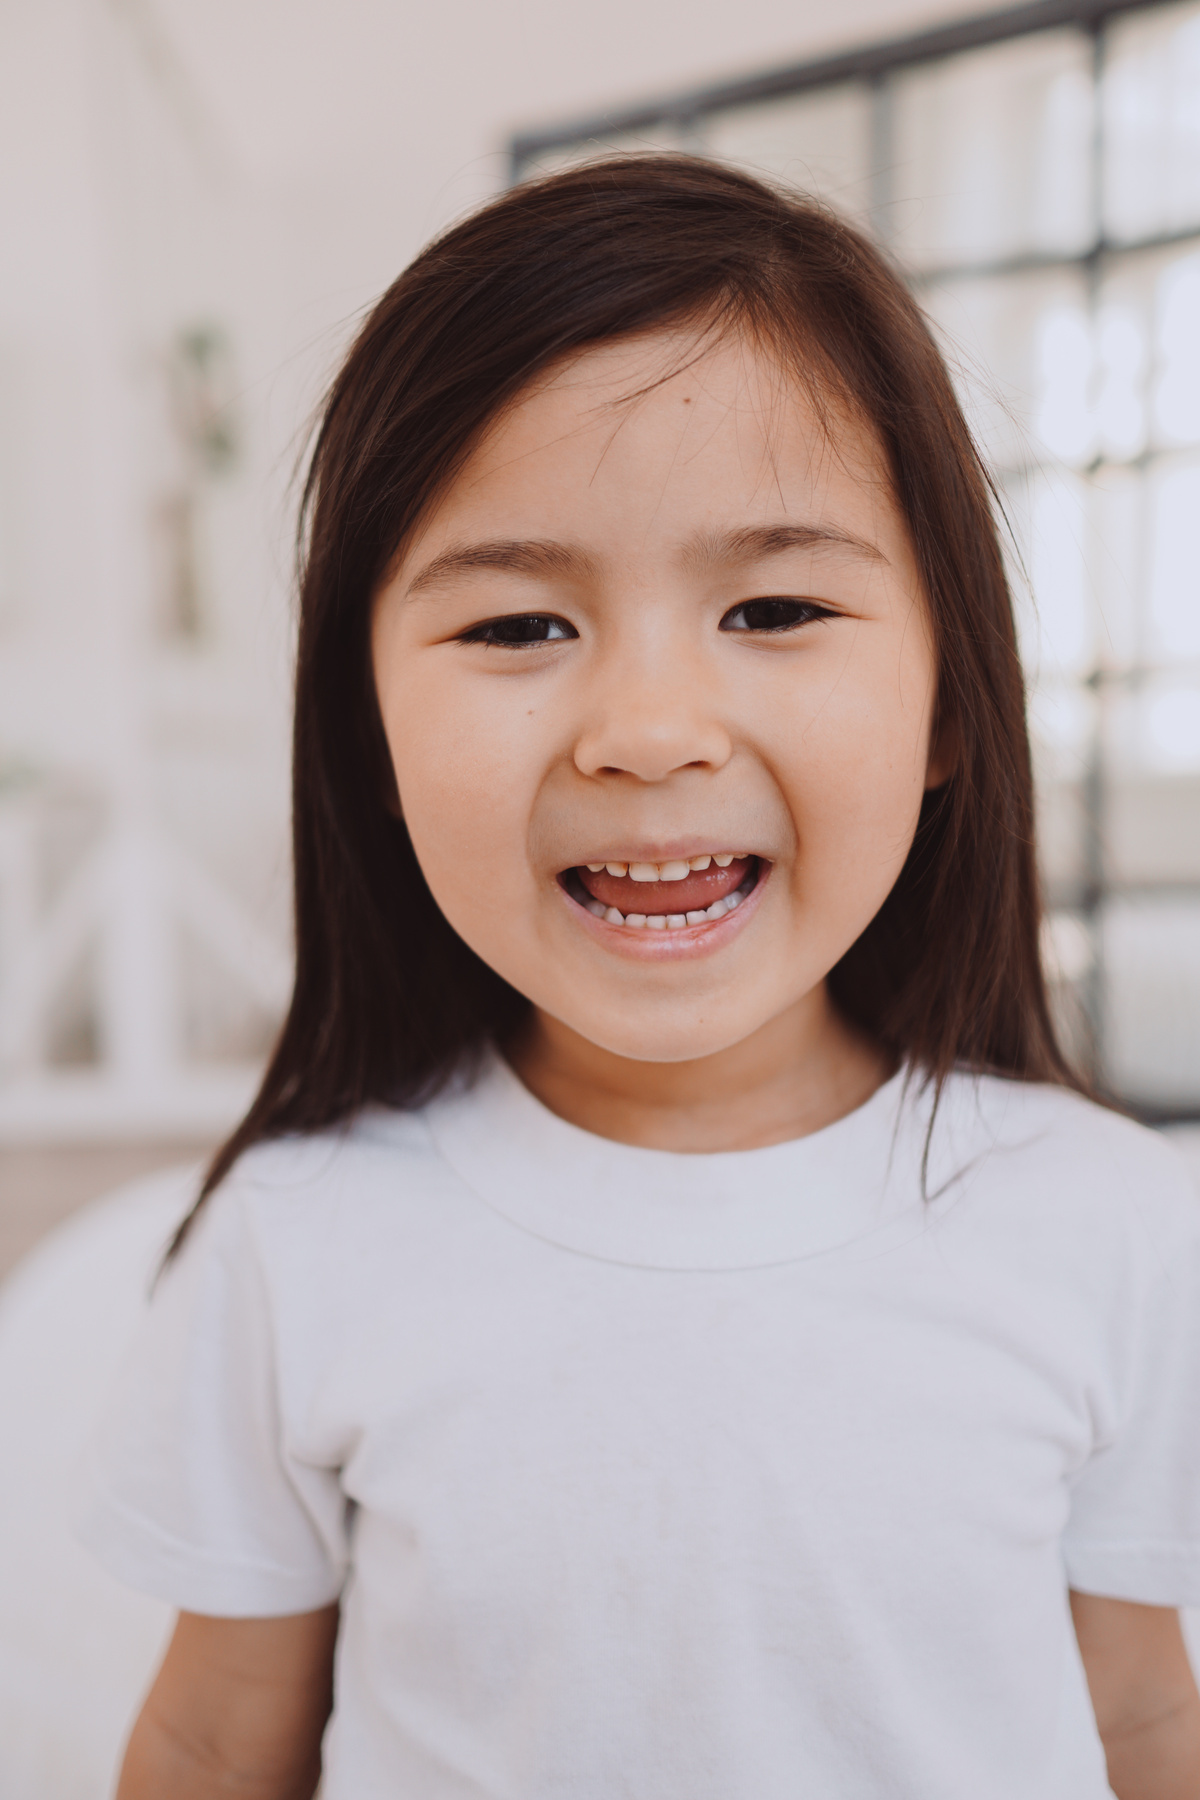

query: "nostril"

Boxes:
[573, 717, 734, 784]
[591, 758, 717, 780]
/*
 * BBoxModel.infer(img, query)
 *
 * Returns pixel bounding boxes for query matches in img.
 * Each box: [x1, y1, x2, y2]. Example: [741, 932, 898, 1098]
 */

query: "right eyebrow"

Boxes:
[682, 521, 887, 573]
[405, 538, 597, 596]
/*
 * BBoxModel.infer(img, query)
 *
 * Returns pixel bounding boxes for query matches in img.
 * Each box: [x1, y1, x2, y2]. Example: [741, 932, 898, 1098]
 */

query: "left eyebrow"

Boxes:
[405, 537, 598, 596]
[681, 523, 886, 572]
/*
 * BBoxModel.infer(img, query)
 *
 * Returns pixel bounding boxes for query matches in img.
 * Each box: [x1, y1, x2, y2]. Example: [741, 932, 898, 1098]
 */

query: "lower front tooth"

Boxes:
[646, 914, 667, 929]
[666, 914, 687, 929]
[625, 913, 647, 928]
[604, 907, 624, 925]
[685, 910, 707, 925]
[706, 898, 728, 919]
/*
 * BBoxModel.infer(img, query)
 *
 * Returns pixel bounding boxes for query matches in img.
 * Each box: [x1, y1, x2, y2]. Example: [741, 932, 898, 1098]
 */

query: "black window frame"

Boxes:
[508, 0, 1200, 1123]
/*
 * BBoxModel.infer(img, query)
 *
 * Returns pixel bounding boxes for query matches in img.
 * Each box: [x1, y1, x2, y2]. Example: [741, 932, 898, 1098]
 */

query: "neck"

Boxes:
[508, 986, 892, 1153]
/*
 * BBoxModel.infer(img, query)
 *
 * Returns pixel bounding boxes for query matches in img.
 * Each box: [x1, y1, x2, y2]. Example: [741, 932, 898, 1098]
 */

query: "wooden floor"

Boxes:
[0, 1142, 215, 1282]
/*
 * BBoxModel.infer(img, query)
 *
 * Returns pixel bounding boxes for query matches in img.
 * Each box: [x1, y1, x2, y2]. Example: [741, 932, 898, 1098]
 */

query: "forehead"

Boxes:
[399, 324, 906, 569]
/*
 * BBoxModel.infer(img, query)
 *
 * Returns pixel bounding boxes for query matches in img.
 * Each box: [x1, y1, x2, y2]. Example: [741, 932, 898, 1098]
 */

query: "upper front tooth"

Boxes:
[629, 858, 710, 882]
[605, 862, 628, 877]
[713, 854, 734, 868]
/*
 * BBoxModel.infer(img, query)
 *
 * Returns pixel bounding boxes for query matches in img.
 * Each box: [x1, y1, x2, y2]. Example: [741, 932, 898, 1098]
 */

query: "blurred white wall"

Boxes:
[0, 0, 1032, 1142]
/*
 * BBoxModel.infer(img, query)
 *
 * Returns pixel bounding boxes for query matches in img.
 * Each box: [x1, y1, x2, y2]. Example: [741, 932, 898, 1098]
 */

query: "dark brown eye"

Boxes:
[460, 614, 577, 646]
[720, 598, 831, 633]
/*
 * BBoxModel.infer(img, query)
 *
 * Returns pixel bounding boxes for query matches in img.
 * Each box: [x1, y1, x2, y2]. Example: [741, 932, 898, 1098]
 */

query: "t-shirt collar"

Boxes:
[423, 1049, 922, 1271]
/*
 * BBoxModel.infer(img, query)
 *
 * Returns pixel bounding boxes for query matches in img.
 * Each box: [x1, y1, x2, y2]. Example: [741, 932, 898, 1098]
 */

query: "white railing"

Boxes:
[0, 783, 290, 1142]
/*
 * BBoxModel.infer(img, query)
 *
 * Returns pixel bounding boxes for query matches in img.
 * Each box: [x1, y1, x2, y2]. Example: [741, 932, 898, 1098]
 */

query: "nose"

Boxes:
[572, 640, 733, 783]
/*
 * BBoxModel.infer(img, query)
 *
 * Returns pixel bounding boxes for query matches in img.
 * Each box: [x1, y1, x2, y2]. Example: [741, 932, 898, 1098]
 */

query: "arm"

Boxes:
[1071, 1591, 1200, 1800]
[117, 1605, 339, 1800]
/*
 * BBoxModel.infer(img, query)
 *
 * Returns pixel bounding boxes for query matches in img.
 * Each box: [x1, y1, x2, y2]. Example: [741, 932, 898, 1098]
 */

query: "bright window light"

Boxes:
[1035, 306, 1096, 464]
[1154, 256, 1200, 443]
[1143, 685, 1200, 769]
[1148, 460, 1200, 659]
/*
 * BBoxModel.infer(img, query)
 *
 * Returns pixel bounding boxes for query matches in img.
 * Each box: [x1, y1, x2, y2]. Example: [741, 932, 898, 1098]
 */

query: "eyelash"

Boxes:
[719, 598, 834, 633]
[457, 614, 577, 647]
[457, 598, 834, 648]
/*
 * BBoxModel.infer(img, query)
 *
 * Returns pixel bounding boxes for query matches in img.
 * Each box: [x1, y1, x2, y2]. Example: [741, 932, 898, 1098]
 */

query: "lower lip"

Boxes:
[556, 862, 770, 959]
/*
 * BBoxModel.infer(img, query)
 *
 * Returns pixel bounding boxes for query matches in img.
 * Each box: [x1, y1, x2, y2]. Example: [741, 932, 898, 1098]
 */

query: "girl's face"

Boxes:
[373, 326, 948, 1067]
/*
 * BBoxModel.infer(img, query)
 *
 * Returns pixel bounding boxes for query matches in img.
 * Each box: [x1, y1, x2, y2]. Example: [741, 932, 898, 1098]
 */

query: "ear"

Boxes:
[924, 704, 958, 791]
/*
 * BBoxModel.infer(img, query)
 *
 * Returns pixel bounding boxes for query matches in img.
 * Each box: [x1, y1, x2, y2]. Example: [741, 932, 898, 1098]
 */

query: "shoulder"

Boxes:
[926, 1072, 1200, 1265]
[164, 1090, 508, 1364]
[223, 1103, 440, 1201]
[181, 1097, 474, 1277]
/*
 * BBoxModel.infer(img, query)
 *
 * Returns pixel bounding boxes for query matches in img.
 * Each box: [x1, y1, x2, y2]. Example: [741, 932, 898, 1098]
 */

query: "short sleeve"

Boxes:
[1062, 1142, 1200, 1607]
[77, 1185, 349, 1617]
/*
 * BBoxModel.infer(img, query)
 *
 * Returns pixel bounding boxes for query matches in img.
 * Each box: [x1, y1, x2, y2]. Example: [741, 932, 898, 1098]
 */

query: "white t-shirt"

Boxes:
[81, 1053, 1200, 1799]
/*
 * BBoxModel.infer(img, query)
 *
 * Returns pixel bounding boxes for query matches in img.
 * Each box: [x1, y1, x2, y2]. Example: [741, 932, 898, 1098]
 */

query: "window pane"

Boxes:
[1154, 254, 1200, 443]
[704, 85, 874, 225]
[1028, 683, 1096, 902]
[1098, 244, 1200, 459]
[1107, 688, 1200, 884]
[921, 268, 1092, 470]
[890, 30, 1094, 270]
[1146, 454, 1200, 662]
[1103, 897, 1200, 1107]
[1102, 0, 1200, 243]
[993, 477, 1098, 909]
[1004, 469, 1095, 690]
[1090, 463, 1141, 669]
[1082, 451, 1200, 674]
[927, 249, 1200, 495]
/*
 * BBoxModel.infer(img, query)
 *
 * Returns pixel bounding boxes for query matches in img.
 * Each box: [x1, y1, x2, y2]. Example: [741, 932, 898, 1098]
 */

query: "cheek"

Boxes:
[772, 657, 932, 894]
[380, 669, 543, 917]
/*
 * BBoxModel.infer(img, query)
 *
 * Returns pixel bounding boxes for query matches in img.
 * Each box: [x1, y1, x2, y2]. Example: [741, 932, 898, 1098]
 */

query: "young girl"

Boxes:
[83, 158, 1200, 1799]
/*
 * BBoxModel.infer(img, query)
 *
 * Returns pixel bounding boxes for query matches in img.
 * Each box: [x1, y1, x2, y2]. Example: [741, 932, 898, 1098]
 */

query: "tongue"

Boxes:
[578, 858, 753, 915]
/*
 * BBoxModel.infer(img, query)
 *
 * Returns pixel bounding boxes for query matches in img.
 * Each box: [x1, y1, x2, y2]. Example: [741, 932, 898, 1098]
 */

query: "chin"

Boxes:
[556, 1006, 765, 1067]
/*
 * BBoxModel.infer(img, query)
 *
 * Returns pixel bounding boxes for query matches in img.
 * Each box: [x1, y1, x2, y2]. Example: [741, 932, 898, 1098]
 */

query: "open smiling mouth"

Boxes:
[560, 854, 763, 931]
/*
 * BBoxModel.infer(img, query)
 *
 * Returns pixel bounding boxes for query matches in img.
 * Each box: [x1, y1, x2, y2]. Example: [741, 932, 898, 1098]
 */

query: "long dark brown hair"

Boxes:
[184, 153, 1080, 1234]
